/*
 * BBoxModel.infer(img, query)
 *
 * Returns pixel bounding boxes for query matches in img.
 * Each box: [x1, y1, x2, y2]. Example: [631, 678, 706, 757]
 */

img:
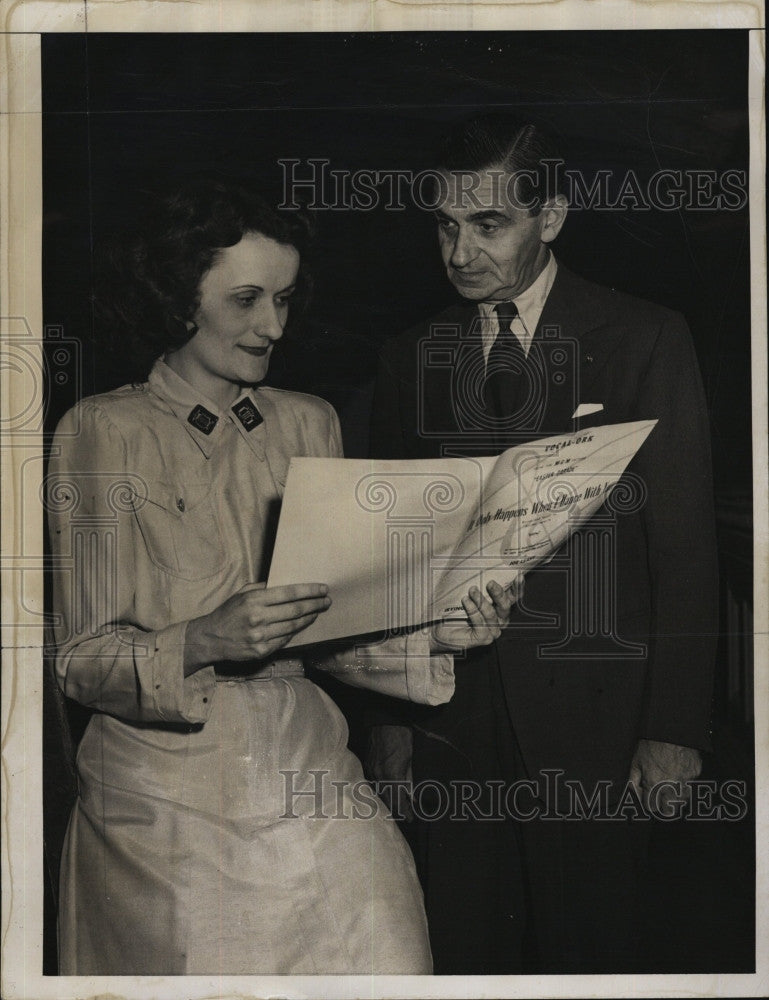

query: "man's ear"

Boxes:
[540, 194, 568, 244]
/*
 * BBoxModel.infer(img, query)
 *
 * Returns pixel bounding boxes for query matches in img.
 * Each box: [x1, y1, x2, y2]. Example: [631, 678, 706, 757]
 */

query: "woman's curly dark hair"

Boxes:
[97, 178, 314, 373]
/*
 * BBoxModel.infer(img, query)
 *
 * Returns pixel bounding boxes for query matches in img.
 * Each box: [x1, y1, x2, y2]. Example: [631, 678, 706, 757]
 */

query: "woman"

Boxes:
[48, 179, 511, 975]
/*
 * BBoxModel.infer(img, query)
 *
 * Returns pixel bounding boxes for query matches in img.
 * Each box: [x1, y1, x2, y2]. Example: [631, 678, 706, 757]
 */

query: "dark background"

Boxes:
[41, 30, 754, 974]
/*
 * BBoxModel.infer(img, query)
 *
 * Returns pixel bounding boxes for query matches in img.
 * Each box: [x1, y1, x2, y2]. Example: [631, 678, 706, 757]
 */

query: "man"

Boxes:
[367, 115, 718, 974]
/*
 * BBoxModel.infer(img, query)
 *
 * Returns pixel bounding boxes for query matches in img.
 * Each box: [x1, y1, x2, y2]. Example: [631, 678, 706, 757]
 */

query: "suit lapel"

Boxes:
[420, 299, 484, 449]
[532, 265, 622, 435]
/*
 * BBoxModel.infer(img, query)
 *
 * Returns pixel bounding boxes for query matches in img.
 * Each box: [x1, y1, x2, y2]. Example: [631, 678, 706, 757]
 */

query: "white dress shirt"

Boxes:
[478, 252, 558, 363]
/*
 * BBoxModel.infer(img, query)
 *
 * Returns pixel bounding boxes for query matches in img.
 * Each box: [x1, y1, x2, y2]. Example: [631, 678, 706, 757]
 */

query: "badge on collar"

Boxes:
[187, 404, 218, 435]
[232, 396, 263, 432]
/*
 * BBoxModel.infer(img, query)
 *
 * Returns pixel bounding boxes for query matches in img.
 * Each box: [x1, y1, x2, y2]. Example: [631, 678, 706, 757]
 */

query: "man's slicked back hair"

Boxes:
[435, 113, 564, 214]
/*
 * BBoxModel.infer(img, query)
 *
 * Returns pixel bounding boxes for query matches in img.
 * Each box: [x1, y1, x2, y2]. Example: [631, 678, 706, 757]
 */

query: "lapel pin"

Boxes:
[187, 404, 218, 435]
[232, 397, 264, 431]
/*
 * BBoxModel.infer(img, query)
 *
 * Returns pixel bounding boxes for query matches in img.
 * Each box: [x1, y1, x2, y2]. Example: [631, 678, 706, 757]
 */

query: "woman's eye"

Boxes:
[236, 296, 256, 308]
[276, 294, 294, 307]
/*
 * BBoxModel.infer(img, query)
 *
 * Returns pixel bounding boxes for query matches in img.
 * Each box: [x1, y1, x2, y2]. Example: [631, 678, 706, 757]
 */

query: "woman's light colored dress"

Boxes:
[49, 360, 454, 975]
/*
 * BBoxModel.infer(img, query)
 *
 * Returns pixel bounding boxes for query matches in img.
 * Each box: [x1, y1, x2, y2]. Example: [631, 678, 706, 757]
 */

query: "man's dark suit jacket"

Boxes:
[370, 265, 718, 792]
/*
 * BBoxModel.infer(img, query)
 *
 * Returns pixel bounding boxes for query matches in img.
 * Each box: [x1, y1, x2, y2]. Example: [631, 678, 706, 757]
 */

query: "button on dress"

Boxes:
[48, 360, 454, 975]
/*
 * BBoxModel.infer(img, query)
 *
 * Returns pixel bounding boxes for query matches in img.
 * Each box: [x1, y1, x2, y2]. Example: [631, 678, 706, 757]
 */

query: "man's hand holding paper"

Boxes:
[430, 579, 520, 652]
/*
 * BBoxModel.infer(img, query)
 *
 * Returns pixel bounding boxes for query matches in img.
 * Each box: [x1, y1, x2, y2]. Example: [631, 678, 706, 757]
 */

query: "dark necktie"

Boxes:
[483, 301, 526, 422]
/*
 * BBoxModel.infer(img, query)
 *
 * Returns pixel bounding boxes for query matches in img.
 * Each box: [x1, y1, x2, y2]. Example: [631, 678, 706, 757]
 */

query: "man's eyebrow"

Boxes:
[467, 210, 510, 223]
[434, 209, 511, 223]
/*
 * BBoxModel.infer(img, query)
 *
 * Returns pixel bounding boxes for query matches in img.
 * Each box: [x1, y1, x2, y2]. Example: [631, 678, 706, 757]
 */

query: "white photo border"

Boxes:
[1, 3, 766, 998]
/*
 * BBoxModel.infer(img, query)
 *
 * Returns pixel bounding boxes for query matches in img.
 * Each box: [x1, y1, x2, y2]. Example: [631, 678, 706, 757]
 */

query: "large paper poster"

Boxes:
[269, 421, 656, 645]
